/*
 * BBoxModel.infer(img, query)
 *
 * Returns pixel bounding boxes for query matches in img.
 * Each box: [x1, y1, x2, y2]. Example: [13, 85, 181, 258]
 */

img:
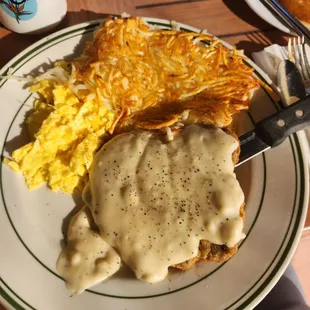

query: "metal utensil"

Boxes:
[237, 96, 310, 166]
[237, 58, 308, 166]
[288, 36, 310, 94]
[277, 59, 307, 105]
[261, 0, 310, 45]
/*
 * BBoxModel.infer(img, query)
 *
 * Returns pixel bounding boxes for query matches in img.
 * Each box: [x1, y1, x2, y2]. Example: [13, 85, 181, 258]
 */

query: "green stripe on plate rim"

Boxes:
[0, 282, 26, 310]
[0, 278, 35, 310]
[0, 19, 307, 309]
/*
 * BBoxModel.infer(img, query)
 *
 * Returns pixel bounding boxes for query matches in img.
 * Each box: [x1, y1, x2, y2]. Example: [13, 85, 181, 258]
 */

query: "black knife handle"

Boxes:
[255, 96, 310, 147]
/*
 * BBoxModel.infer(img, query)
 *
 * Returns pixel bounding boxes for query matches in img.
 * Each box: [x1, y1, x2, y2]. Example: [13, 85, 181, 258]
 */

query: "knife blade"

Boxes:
[277, 60, 307, 105]
[236, 131, 270, 167]
[236, 95, 310, 167]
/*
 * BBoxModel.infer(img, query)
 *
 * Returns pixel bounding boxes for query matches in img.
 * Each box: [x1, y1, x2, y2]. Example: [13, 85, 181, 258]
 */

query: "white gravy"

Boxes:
[83, 124, 245, 283]
[56, 206, 121, 293]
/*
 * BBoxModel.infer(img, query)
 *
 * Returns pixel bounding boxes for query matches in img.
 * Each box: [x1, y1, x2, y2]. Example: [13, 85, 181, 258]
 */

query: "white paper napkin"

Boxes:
[252, 43, 310, 88]
[253, 44, 290, 85]
[252, 45, 310, 166]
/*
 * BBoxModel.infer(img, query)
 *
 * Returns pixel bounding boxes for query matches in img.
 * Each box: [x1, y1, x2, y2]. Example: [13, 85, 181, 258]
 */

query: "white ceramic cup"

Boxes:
[0, 0, 67, 34]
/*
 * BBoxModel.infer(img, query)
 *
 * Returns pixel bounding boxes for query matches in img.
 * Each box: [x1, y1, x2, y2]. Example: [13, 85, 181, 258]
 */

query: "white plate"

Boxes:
[245, 0, 292, 33]
[0, 18, 308, 310]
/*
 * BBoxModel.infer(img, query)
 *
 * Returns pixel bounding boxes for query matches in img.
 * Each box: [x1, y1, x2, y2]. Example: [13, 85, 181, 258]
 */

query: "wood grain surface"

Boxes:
[0, 0, 309, 308]
[0, 0, 292, 67]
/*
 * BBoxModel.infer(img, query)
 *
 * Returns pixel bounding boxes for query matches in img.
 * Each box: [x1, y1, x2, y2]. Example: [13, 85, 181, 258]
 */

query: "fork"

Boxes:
[288, 36, 310, 93]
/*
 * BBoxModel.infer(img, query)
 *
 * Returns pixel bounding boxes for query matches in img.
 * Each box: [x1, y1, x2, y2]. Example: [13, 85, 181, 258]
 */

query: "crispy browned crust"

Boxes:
[172, 242, 237, 271]
[119, 96, 247, 133]
[172, 135, 244, 271]
[173, 203, 245, 271]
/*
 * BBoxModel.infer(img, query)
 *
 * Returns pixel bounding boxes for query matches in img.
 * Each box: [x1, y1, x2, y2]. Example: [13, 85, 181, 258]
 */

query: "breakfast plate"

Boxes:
[0, 17, 309, 310]
[245, 0, 292, 33]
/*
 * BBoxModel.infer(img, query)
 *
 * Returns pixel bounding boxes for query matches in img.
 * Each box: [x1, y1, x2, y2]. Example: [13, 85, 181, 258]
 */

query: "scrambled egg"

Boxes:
[5, 62, 115, 193]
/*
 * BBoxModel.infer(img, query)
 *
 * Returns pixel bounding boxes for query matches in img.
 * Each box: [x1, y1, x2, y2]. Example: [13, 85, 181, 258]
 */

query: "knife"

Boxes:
[236, 96, 310, 167]
[236, 60, 308, 167]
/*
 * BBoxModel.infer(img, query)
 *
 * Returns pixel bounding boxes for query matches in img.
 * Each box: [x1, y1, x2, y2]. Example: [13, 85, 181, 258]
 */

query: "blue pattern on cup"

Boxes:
[0, 0, 37, 23]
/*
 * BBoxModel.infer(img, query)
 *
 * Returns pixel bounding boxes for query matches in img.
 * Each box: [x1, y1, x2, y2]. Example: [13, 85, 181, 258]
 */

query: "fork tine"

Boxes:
[301, 37, 310, 79]
[293, 37, 306, 80]
[288, 38, 293, 61]
[287, 36, 310, 91]
[297, 36, 310, 80]
[292, 37, 297, 62]
[292, 37, 301, 74]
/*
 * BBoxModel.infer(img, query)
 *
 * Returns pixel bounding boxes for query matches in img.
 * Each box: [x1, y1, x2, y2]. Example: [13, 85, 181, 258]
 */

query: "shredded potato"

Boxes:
[5, 16, 259, 193]
[75, 17, 259, 131]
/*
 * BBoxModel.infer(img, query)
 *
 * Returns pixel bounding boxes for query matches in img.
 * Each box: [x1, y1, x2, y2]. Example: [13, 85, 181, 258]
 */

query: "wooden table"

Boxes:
[1, 0, 293, 65]
[0, 0, 309, 308]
